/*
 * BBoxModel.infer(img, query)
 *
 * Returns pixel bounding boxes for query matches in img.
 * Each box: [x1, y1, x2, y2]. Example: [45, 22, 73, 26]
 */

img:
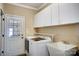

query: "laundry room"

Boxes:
[0, 3, 79, 56]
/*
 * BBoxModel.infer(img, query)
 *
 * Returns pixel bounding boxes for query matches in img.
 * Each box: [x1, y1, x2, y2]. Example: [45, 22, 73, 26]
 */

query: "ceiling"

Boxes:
[19, 3, 50, 10]
[20, 3, 44, 9]
[9, 3, 50, 11]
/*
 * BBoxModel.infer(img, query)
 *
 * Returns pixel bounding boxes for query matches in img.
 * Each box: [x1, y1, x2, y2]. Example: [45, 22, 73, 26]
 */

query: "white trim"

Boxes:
[38, 3, 47, 10]
[8, 3, 38, 10]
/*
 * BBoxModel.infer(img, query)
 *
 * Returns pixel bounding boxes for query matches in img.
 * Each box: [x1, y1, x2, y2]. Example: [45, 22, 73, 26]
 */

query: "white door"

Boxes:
[51, 4, 59, 25]
[4, 14, 25, 56]
[59, 3, 79, 24]
[34, 5, 52, 27]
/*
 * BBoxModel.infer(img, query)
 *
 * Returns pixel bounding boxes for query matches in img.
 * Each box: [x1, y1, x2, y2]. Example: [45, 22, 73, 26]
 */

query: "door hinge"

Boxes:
[2, 34, 4, 37]
[3, 18, 5, 21]
[2, 51, 4, 54]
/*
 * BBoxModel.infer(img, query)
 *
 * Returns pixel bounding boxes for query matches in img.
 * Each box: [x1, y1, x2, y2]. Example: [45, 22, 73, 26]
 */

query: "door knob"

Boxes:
[21, 37, 24, 39]
[21, 34, 23, 36]
[18, 34, 20, 36]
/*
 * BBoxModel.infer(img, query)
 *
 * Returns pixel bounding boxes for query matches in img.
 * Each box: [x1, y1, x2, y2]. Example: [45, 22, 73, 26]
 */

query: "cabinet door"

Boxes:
[34, 5, 52, 27]
[34, 13, 41, 27]
[59, 3, 79, 24]
[51, 4, 59, 25]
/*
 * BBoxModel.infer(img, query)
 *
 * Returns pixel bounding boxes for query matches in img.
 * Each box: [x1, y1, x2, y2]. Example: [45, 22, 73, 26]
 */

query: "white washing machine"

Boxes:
[26, 36, 52, 56]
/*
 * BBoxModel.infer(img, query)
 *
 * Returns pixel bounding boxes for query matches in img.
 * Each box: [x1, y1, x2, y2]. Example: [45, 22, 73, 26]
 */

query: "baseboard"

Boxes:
[18, 53, 27, 56]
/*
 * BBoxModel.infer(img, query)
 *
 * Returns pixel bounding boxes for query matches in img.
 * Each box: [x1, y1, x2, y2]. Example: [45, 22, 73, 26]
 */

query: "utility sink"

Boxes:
[52, 42, 77, 51]
[47, 42, 77, 56]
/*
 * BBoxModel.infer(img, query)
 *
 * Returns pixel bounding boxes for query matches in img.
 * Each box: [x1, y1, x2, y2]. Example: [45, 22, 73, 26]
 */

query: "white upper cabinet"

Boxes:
[51, 4, 59, 25]
[34, 5, 52, 27]
[34, 13, 41, 27]
[59, 3, 79, 24]
[34, 3, 79, 28]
